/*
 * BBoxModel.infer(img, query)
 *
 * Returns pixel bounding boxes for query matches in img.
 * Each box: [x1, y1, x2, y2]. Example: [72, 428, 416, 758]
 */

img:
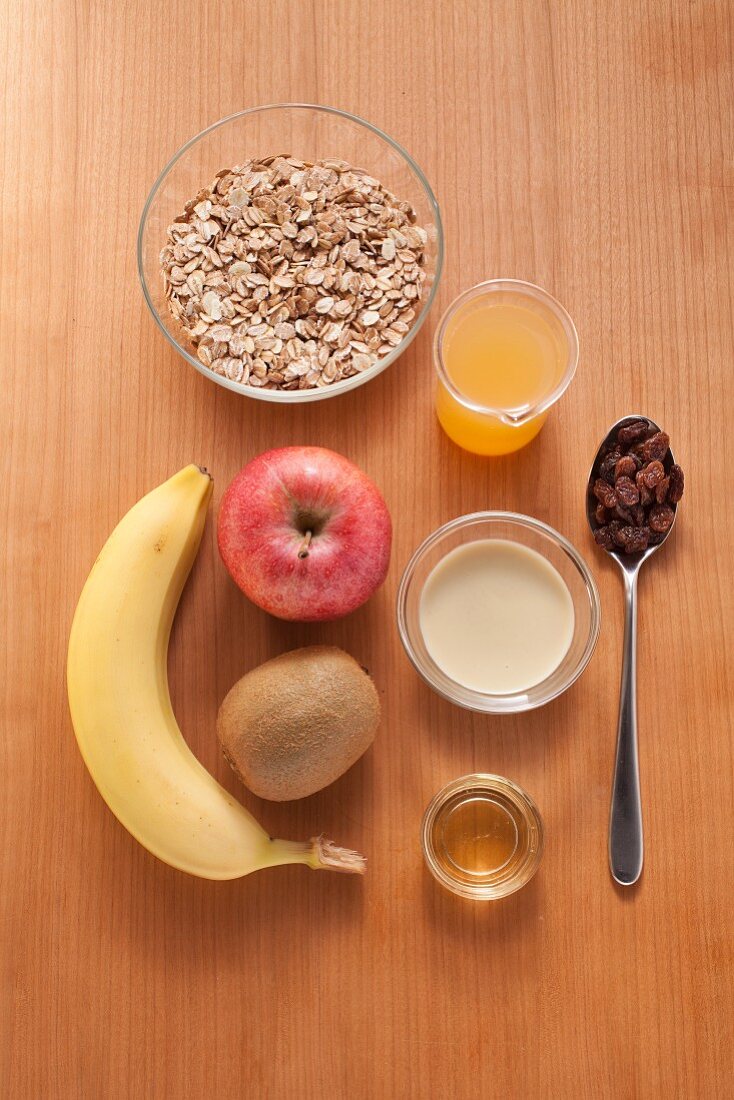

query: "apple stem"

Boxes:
[298, 530, 313, 559]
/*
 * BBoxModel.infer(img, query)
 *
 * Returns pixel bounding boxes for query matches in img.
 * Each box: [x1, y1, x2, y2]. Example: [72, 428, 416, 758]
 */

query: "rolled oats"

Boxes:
[160, 156, 429, 390]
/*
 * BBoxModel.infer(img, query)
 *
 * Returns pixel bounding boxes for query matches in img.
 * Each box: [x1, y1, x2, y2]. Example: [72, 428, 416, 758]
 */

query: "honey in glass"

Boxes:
[421, 774, 544, 899]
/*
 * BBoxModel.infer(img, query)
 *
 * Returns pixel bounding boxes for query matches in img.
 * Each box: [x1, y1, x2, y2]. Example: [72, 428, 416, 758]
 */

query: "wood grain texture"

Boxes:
[2, 1, 733, 1096]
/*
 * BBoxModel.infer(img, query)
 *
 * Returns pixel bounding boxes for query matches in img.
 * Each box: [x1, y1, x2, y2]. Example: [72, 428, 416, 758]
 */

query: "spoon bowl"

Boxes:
[586, 414, 679, 886]
[586, 415, 679, 569]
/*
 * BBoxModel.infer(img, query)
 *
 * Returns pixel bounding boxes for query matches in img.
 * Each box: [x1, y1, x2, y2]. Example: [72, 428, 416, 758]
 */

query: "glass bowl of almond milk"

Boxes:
[397, 513, 600, 713]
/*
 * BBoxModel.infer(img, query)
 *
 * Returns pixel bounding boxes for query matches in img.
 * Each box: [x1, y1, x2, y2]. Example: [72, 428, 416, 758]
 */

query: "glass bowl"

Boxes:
[421, 774, 544, 900]
[396, 512, 601, 714]
[138, 103, 443, 403]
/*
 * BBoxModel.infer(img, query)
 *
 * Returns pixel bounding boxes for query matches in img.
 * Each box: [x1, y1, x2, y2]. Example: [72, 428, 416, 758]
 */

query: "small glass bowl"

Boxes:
[421, 774, 544, 900]
[434, 279, 579, 455]
[138, 103, 444, 403]
[396, 512, 600, 714]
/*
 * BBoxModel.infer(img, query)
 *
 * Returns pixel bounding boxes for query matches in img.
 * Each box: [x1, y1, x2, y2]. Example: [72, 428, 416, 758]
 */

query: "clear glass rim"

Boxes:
[137, 102, 445, 403]
[421, 773, 544, 900]
[396, 511, 601, 714]
[433, 279, 579, 424]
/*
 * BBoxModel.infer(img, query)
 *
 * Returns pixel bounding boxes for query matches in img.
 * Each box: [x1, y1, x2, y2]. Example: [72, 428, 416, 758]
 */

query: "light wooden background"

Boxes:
[2, 1, 733, 1097]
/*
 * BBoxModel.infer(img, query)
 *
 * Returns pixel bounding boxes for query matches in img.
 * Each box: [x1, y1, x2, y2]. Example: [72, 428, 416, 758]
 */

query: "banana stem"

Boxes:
[267, 836, 366, 874]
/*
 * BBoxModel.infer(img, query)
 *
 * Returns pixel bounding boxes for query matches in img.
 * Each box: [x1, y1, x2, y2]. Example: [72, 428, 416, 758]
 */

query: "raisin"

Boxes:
[593, 478, 617, 509]
[609, 519, 625, 547]
[617, 419, 650, 446]
[593, 526, 615, 550]
[615, 476, 640, 506]
[642, 460, 665, 490]
[631, 504, 646, 526]
[668, 463, 684, 503]
[619, 526, 649, 553]
[595, 503, 609, 525]
[615, 503, 634, 524]
[599, 450, 622, 483]
[635, 470, 653, 506]
[642, 431, 670, 463]
[614, 455, 637, 480]
[648, 530, 665, 546]
[655, 476, 670, 504]
[649, 503, 675, 533]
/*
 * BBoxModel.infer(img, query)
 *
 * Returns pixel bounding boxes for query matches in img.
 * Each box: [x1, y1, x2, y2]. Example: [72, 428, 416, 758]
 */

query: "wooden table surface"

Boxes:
[2, 1, 733, 1097]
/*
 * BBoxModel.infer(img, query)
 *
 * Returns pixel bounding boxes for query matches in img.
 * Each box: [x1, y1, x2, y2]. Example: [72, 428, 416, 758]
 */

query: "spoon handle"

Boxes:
[609, 568, 643, 885]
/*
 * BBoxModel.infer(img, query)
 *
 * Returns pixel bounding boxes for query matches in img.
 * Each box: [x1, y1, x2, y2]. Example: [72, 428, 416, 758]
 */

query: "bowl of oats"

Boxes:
[138, 104, 443, 401]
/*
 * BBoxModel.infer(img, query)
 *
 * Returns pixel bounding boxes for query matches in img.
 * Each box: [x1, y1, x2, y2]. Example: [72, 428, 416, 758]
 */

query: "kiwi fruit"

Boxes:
[216, 645, 380, 801]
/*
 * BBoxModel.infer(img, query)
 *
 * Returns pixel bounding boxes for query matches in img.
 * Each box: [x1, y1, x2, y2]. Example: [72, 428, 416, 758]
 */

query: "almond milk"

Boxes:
[419, 539, 575, 694]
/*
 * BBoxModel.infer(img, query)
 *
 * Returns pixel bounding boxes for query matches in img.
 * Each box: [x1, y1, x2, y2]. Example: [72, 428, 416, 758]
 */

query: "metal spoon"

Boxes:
[586, 415, 678, 886]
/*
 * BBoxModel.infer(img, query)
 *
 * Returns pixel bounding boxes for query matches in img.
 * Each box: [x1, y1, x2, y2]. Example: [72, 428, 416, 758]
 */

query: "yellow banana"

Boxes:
[67, 465, 365, 880]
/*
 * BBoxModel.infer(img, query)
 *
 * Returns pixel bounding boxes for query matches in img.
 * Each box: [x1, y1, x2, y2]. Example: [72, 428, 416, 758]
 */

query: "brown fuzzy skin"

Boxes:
[216, 645, 380, 801]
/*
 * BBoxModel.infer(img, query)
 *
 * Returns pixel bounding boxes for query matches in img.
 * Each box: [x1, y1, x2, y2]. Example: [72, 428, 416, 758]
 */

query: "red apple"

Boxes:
[218, 446, 392, 622]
